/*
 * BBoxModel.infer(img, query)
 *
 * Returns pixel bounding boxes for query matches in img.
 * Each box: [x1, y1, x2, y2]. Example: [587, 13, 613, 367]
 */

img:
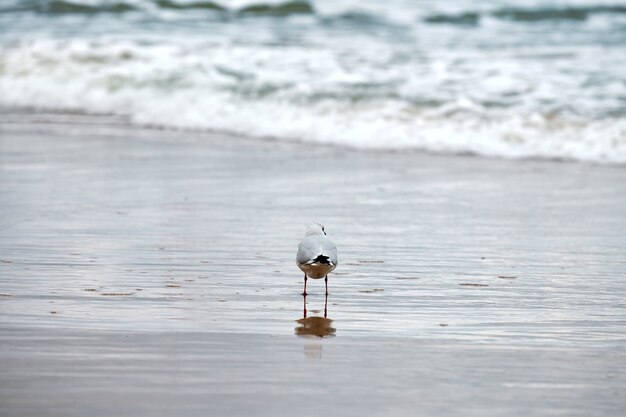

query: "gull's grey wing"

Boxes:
[326, 239, 338, 266]
[297, 236, 321, 265]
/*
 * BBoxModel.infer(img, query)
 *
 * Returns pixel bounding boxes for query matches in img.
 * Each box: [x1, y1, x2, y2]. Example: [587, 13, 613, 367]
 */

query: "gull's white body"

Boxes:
[297, 235, 337, 278]
[296, 223, 338, 294]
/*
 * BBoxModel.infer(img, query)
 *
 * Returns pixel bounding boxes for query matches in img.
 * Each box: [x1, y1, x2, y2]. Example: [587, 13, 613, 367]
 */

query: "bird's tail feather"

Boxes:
[307, 254, 332, 265]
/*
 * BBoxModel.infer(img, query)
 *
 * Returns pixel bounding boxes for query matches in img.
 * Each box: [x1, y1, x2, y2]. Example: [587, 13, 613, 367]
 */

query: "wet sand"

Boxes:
[1, 110, 625, 416]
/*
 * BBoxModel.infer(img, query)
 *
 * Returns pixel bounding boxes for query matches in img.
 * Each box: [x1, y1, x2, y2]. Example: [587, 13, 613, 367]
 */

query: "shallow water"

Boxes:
[1, 112, 625, 346]
[3, 327, 625, 417]
[2, 115, 626, 416]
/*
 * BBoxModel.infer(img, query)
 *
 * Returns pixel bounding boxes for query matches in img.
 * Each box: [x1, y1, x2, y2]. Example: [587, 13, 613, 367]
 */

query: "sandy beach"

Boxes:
[1, 110, 625, 416]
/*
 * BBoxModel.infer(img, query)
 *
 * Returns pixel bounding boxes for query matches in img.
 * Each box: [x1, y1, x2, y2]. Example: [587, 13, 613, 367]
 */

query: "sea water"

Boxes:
[0, 0, 625, 163]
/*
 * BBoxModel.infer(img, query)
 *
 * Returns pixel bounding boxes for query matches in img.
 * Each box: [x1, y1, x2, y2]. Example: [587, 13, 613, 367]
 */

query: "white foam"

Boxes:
[1, 38, 625, 164]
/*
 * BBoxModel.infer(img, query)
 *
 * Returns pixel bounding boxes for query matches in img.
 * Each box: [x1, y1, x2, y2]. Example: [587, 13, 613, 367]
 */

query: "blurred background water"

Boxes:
[1, 0, 625, 162]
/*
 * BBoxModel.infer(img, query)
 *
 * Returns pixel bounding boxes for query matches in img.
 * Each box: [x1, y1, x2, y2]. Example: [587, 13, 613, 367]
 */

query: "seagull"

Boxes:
[296, 222, 338, 295]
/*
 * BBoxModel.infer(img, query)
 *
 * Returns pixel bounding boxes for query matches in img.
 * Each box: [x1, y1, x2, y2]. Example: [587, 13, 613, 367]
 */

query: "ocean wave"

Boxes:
[424, 12, 479, 26]
[16, 0, 136, 14]
[8, 1, 626, 31]
[318, 11, 392, 28]
[5, 0, 314, 16]
[1, 39, 624, 164]
[424, 5, 626, 26]
[6, 97, 624, 164]
[156, 0, 226, 11]
[238, 1, 313, 16]
[9, 1, 626, 22]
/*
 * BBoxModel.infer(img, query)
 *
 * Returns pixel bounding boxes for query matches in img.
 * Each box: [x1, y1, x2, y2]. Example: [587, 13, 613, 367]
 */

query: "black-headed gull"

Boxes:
[296, 222, 338, 295]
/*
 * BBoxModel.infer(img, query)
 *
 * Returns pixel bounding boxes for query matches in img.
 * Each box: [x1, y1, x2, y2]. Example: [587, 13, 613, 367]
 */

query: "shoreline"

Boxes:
[1, 112, 625, 416]
[2, 106, 625, 167]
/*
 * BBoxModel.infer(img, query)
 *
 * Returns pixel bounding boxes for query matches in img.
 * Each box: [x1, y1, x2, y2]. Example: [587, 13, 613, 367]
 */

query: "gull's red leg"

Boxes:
[302, 273, 308, 296]
[303, 292, 307, 318]
[325, 275, 328, 296]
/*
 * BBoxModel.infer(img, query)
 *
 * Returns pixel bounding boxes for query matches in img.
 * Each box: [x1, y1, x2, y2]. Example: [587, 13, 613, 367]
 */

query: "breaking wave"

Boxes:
[424, 5, 626, 26]
[2, 0, 315, 16]
[1, 39, 625, 163]
[1, 0, 625, 163]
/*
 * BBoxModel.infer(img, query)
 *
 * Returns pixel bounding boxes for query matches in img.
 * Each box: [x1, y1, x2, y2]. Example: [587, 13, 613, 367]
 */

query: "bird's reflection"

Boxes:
[294, 293, 336, 338]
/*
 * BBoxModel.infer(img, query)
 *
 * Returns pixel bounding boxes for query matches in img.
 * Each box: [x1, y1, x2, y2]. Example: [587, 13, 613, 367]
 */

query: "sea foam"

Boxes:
[1, 3, 625, 164]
